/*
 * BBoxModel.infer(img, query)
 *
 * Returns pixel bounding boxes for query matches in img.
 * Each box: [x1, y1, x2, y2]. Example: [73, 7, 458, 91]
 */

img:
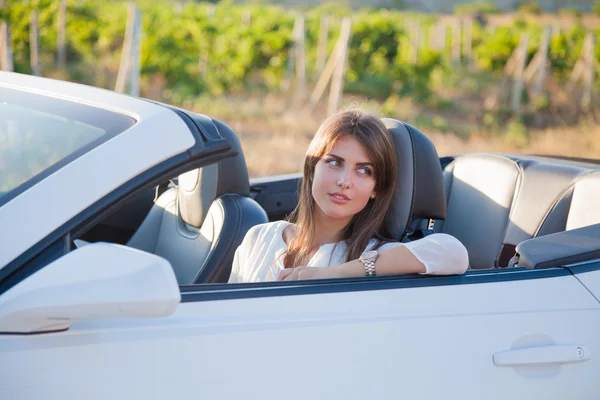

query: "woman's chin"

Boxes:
[319, 205, 355, 221]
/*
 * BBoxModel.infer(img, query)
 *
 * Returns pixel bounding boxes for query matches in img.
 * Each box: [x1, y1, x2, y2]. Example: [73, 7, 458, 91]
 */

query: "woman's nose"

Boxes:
[336, 168, 352, 188]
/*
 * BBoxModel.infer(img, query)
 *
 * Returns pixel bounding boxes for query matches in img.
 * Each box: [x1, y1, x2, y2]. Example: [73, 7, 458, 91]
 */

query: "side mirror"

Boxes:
[0, 243, 180, 334]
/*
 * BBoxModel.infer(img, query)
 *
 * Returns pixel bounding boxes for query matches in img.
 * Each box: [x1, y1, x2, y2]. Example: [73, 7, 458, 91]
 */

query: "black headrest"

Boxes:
[382, 119, 446, 240]
[178, 117, 250, 228]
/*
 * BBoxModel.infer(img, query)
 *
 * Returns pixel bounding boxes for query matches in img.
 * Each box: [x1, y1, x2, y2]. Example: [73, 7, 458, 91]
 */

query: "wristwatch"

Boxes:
[359, 250, 378, 277]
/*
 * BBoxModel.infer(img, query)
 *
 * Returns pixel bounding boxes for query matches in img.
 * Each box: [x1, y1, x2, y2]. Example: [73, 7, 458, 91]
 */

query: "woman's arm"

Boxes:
[279, 233, 469, 281]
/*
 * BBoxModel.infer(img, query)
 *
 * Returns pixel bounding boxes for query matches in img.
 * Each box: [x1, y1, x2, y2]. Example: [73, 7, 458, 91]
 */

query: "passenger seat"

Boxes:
[438, 154, 521, 269]
[537, 171, 600, 236]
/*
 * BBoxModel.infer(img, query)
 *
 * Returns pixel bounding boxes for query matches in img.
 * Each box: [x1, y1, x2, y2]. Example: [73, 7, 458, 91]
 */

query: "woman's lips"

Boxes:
[329, 192, 350, 204]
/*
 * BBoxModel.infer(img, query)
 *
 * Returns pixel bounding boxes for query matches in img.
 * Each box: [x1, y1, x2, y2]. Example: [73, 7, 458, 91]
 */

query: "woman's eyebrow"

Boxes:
[327, 153, 344, 160]
[327, 153, 373, 166]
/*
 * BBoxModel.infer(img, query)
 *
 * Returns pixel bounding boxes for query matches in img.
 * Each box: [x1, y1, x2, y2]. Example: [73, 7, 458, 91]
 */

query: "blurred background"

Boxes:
[1, 0, 599, 177]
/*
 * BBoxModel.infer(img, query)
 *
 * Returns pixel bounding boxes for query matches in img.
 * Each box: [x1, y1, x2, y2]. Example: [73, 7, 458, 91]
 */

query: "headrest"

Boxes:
[382, 119, 446, 240]
[178, 117, 250, 228]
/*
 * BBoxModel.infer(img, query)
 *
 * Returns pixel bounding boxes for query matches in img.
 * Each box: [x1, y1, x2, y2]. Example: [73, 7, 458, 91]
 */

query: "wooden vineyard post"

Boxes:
[307, 18, 351, 112]
[115, 3, 142, 96]
[242, 10, 251, 28]
[463, 17, 472, 67]
[316, 14, 329, 75]
[511, 34, 529, 115]
[307, 31, 343, 110]
[327, 18, 351, 116]
[532, 26, 551, 93]
[294, 14, 306, 103]
[410, 20, 421, 65]
[197, 5, 215, 76]
[523, 27, 551, 89]
[30, 10, 40, 76]
[129, 5, 142, 97]
[552, 20, 561, 38]
[433, 22, 446, 51]
[567, 32, 594, 105]
[57, 0, 67, 69]
[427, 23, 436, 49]
[0, 21, 13, 72]
[452, 18, 461, 66]
[582, 33, 595, 109]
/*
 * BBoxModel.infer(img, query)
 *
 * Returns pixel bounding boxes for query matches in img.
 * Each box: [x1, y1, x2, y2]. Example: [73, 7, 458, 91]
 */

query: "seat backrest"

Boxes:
[537, 170, 600, 236]
[381, 119, 447, 241]
[440, 154, 521, 269]
[127, 117, 267, 284]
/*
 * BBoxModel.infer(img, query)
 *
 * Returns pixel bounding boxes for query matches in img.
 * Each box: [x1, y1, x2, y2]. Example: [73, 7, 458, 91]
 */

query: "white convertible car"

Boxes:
[1, 72, 599, 399]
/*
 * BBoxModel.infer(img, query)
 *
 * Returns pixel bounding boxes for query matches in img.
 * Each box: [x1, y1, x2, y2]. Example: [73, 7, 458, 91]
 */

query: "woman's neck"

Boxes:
[312, 207, 351, 248]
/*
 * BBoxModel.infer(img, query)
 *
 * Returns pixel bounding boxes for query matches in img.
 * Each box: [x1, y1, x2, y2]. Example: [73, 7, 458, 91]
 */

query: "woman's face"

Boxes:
[311, 135, 377, 224]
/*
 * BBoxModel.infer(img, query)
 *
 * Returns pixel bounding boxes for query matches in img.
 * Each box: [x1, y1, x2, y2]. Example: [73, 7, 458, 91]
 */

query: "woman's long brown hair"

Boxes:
[283, 109, 398, 268]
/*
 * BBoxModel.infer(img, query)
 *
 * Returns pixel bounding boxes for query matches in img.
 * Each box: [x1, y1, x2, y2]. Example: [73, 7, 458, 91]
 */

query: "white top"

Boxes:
[228, 221, 469, 283]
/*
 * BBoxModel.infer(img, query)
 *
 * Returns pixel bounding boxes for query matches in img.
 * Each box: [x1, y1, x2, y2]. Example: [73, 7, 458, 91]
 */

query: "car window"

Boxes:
[0, 87, 135, 206]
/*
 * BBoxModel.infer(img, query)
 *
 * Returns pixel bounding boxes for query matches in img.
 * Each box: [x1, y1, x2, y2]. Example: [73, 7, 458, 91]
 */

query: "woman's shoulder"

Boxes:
[244, 220, 290, 245]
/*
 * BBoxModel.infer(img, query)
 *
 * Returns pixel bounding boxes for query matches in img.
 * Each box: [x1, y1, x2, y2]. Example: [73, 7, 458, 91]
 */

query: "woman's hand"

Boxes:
[277, 266, 343, 281]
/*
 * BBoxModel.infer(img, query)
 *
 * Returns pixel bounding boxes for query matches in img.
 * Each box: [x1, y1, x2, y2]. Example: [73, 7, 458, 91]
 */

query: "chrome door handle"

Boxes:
[493, 345, 590, 367]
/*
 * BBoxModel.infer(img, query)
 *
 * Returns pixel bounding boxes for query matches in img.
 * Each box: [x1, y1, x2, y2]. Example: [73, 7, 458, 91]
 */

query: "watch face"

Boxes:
[360, 250, 378, 260]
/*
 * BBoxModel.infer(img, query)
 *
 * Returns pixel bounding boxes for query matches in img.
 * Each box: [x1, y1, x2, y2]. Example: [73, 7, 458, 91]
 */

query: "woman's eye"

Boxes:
[357, 167, 372, 176]
[326, 159, 340, 167]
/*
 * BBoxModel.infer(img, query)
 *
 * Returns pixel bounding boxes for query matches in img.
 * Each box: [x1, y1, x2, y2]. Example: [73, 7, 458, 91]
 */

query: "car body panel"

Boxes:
[573, 268, 600, 302]
[0, 73, 196, 269]
[0, 274, 599, 399]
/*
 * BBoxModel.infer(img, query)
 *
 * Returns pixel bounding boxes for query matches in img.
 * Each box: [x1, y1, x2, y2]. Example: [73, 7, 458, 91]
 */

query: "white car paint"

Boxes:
[574, 268, 600, 301]
[0, 273, 599, 399]
[0, 242, 180, 333]
[0, 72, 196, 269]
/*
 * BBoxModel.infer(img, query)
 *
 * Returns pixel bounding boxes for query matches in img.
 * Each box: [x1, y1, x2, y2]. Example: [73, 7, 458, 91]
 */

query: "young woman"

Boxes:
[228, 109, 468, 283]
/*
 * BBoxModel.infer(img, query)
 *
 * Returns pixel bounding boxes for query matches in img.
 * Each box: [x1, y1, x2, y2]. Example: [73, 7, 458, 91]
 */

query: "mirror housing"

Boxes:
[0, 243, 180, 334]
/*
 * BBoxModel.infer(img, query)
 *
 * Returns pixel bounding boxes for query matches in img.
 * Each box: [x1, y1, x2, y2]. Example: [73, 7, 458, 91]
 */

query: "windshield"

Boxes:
[0, 87, 135, 206]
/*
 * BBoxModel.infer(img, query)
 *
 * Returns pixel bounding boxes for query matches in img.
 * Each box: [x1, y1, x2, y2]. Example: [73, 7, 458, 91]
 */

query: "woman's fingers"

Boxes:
[282, 269, 301, 281]
[277, 268, 296, 281]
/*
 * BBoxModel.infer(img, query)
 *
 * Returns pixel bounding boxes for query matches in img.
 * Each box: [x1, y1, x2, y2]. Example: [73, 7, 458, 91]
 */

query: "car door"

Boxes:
[1, 264, 599, 399]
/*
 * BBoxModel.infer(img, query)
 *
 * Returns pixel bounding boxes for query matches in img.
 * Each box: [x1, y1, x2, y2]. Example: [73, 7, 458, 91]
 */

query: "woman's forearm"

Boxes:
[336, 245, 426, 278]
[335, 234, 469, 278]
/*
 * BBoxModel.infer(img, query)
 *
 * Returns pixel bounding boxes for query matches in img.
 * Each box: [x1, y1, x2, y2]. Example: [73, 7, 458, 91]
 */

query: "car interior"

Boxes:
[78, 114, 600, 284]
